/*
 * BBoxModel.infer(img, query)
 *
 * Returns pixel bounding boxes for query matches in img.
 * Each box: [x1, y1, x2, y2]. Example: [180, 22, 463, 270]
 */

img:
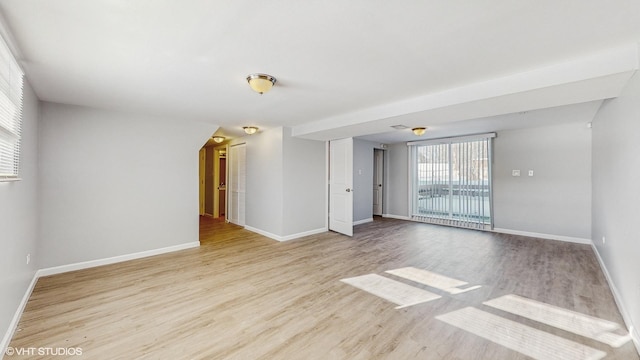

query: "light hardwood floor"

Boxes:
[7, 217, 638, 359]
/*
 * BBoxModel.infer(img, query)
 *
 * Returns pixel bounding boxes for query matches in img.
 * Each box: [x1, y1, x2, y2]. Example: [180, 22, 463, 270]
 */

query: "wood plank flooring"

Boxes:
[7, 217, 638, 359]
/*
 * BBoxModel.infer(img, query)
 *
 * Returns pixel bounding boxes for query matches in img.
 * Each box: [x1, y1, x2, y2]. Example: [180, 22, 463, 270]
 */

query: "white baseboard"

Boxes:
[381, 214, 411, 221]
[353, 218, 373, 226]
[244, 226, 327, 242]
[492, 228, 592, 245]
[1, 272, 39, 358]
[591, 243, 640, 355]
[2, 241, 201, 356]
[37, 242, 200, 277]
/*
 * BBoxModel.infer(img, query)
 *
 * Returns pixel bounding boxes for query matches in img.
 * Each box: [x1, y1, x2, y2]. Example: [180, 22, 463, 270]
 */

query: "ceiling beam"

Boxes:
[292, 43, 639, 141]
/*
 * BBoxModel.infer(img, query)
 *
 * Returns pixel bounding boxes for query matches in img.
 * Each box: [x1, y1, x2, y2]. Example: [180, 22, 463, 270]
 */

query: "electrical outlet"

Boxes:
[528, 170, 534, 177]
[26, 253, 30, 265]
[512, 170, 520, 177]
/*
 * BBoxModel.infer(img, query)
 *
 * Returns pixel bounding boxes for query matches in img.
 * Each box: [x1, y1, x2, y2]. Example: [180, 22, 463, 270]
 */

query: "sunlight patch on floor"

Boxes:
[385, 267, 481, 294]
[436, 306, 607, 360]
[340, 274, 441, 309]
[484, 294, 631, 348]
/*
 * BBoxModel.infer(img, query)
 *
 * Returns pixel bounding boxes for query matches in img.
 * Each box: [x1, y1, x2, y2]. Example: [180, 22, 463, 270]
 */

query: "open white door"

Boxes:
[329, 138, 353, 236]
[228, 143, 246, 226]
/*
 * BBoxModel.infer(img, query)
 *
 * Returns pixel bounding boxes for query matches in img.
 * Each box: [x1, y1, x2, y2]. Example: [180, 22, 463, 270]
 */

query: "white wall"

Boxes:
[592, 71, 640, 347]
[0, 82, 40, 350]
[241, 127, 326, 239]
[383, 123, 593, 237]
[38, 102, 217, 268]
[245, 127, 284, 236]
[282, 128, 326, 235]
[493, 123, 592, 240]
[385, 142, 409, 218]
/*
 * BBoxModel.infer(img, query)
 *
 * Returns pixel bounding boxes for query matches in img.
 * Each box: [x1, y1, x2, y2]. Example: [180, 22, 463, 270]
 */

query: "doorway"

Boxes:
[408, 134, 494, 229]
[199, 148, 206, 215]
[215, 149, 226, 218]
[373, 148, 384, 216]
[199, 144, 229, 219]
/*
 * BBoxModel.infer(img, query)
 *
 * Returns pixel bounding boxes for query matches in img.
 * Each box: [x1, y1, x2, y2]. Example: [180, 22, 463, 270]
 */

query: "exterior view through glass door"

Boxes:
[409, 133, 495, 230]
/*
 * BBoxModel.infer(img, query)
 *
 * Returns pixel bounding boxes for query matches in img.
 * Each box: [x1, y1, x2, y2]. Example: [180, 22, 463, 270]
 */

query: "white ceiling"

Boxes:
[0, 1, 639, 142]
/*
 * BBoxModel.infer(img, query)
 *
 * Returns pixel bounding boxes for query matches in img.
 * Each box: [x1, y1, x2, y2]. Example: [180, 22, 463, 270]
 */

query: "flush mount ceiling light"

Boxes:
[412, 127, 427, 136]
[243, 126, 258, 135]
[212, 136, 225, 143]
[246, 73, 276, 94]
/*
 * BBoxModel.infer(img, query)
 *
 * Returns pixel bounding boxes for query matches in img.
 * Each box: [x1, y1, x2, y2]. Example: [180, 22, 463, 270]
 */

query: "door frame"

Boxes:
[199, 148, 206, 215]
[373, 148, 384, 216]
[213, 145, 228, 219]
[328, 138, 354, 236]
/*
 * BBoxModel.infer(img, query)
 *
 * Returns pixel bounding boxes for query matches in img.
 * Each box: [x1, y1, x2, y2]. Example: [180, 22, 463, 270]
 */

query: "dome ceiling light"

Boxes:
[412, 127, 427, 136]
[246, 73, 276, 94]
[243, 126, 258, 135]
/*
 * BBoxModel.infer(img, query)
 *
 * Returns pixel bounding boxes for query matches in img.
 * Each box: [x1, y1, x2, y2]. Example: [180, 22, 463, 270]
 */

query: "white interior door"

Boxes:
[329, 138, 353, 236]
[373, 149, 383, 216]
[228, 143, 246, 226]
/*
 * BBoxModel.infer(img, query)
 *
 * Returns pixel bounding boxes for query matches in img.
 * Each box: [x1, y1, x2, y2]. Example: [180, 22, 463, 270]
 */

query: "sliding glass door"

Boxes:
[409, 134, 494, 230]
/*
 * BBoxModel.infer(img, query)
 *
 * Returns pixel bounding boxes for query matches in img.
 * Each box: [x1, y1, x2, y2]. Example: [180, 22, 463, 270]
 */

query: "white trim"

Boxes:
[0, 177, 21, 182]
[407, 145, 412, 221]
[1, 272, 38, 357]
[325, 141, 330, 231]
[591, 244, 640, 355]
[492, 228, 592, 245]
[244, 225, 327, 242]
[407, 132, 496, 146]
[37, 242, 200, 277]
[382, 214, 411, 221]
[353, 218, 373, 226]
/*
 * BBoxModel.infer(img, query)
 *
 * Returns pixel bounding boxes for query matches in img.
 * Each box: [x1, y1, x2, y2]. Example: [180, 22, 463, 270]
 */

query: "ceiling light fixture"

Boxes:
[243, 126, 258, 135]
[412, 127, 427, 136]
[246, 73, 276, 94]
[212, 136, 225, 143]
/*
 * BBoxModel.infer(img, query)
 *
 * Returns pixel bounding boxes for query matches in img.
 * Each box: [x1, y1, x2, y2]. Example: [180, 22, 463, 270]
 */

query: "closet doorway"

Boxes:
[200, 144, 229, 219]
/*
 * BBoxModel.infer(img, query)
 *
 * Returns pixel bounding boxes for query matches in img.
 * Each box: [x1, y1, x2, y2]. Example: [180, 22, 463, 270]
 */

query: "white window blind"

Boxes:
[408, 133, 495, 230]
[0, 33, 23, 181]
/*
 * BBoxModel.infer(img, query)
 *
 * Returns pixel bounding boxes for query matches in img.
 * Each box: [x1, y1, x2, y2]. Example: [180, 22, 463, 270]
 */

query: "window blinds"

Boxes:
[0, 33, 23, 181]
[408, 133, 495, 230]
